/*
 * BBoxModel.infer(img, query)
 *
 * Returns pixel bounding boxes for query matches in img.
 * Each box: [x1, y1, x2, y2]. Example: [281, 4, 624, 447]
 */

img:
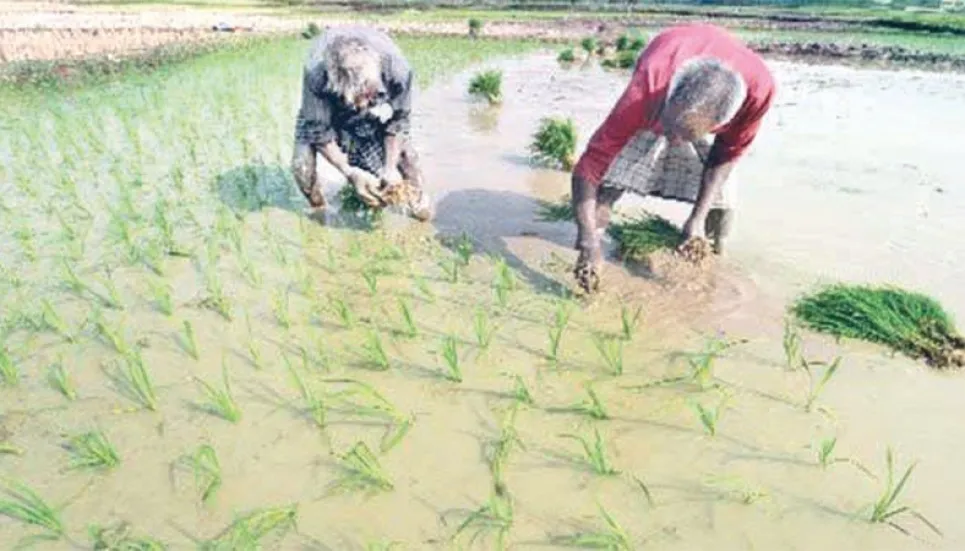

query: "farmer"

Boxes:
[570, 23, 776, 293]
[291, 25, 433, 221]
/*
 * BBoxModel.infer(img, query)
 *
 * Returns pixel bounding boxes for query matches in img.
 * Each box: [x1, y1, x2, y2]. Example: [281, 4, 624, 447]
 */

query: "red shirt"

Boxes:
[574, 23, 776, 186]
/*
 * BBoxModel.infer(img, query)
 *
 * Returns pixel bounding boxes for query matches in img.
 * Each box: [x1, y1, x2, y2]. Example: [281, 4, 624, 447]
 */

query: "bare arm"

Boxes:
[383, 134, 401, 177]
[683, 158, 736, 237]
[572, 173, 600, 254]
[319, 140, 352, 176]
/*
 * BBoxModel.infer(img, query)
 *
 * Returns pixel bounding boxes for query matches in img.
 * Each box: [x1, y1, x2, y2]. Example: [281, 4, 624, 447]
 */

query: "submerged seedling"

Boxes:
[65, 430, 120, 471]
[91, 308, 134, 358]
[272, 288, 292, 330]
[691, 391, 732, 437]
[324, 378, 413, 453]
[361, 265, 380, 296]
[439, 335, 462, 382]
[200, 505, 298, 551]
[802, 356, 841, 413]
[814, 436, 875, 478]
[40, 299, 75, 342]
[620, 304, 643, 341]
[547, 325, 565, 364]
[88, 521, 166, 550]
[179, 444, 222, 504]
[47, 358, 76, 401]
[566, 384, 609, 420]
[285, 355, 326, 429]
[330, 441, 394, 495]
[453, 490, 514, 550]
[1, 348, 20, 387]
[182, 320, 200, 360]
[560, 428, 619, 476]
[783, 317, 803, 370]
[473, 308, 495, 350]
[397, 297, 418, 338]
[328, 294, 355, 328]
[362, 330, 390, 371]
[0, 479, 66, 545]
[553, 503, 632, 550]
[866, 447, 941, 537]
[110, 350, 158, 411]
[194, 361, 242, 423]
[510, 375, 534, 406]
[149, 279, 174, 316]
[488, 404, 526, 493]
[593, 333, 625, 376]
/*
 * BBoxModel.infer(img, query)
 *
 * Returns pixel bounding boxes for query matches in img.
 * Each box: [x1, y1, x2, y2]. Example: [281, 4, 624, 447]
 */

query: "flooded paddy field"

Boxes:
[1, 34, 964, 550]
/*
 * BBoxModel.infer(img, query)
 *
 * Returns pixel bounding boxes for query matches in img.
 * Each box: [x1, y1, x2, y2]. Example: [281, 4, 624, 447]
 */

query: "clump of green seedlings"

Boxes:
[468, 70, 503, 105]
[546, 300, 573, 365]
[88, 521, 165, 550]
[363, 329, 391, 371]
[439, 335, 463, 382]
[0, 347, 19, 387]
[468, 18, 483, 38]
[194, 361, 242, 423]
[108, 350, 158, 411]
[397, 297, 418, 338]
[39, 299, 75, 342]
[529, 117, 577, 171]
[149, 279, 174, 316]
[90, 308, 134, 357]
[607, 212, 682, 261]
[47, 358, 76, 401]
[65, 430, 121, 471]
[801, 355, 841, 413]
[593, 333, 625, 376]
[792, 283, 965, 368]
[285, 355, 326, 429]
[302, 21, 320, 40]
[560, 428, 619, 476]
[564, 383, 610, 420]
[866, 447, 941, 537]
[329, 441, 394, 495]
[453, 490, 514, 550]
[492, 257, 516, 308]
[0, 479, 66, 546]
[328, 294, 355, 328]
[200, 505, 298, 550]
[691, 391, 732, 437]
[580, 37, 597, 57]
[325, 378, 413, 453]
[178, 444, 222, 504]
[557, 47, 576, 63]
[474, 308, 496, 350]
[814, 436, 875, 478]
[553, 503, 632, 549]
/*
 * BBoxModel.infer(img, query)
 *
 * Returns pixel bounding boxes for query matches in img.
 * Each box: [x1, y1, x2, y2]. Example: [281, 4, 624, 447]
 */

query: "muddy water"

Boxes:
[2, 47, 965, 550]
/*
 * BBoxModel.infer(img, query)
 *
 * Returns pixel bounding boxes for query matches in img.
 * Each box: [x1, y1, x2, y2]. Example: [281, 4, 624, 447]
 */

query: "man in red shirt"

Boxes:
[571, 23, 776, 293]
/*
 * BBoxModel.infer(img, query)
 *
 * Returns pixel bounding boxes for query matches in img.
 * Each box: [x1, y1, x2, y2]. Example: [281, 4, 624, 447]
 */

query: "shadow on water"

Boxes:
[433, 188, 574, 297]
[215, 163, 304, 214]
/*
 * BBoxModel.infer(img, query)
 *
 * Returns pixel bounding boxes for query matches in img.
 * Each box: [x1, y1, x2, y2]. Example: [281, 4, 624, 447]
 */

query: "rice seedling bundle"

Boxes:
[529, 117, 577, 171]
[606, 213, 682, 261]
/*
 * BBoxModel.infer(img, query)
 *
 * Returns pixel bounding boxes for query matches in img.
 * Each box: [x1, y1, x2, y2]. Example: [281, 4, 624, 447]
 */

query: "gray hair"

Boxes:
[322, 35, 384, 106]
[665, 57, 747, 128]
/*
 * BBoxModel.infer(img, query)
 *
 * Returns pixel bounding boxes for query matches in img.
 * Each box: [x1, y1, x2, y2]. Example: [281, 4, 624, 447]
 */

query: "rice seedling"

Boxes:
[593, 333, 625, 376]
[468, 70, 503, 105]
[814, 437, 875, 478]
[111, 350, 158, 411]
[560, 428, 619, 476]
[39, 299, 75, 342]
[200, 267, 233, 322]
[363, 329, 391, 371]
[272, 288, 292, 330]
[88, 521, 166, 550]
[866, 447, 941, 537]
[633, 475, 656, 507]
[557, 48, 576, 63]
[179, 444, 222, 504]
[149, 279, 174, 316]
[566, 384, 610, 420]
[237, 243, 262, 287]
[413, 274, 435, 303]
[691, 392, 732, 437]
[684, 335, 739, 391]
[0, 478, 66, 546]
[546, 324, 565, 364]
[65, 430, 121, 471]
[0, 347, 20, 387]
[615, 34, 630, 51]
[285, 355, 326, 429]
[61, 260, 88, 297]
[703, 474, 769, 505]
[791, 283, 964, 368]
[182, 320, 200, 360]
[620, 304, 643, 341]
[329, 441, 394, 495]
[606, 213, 682, 262]
[439, 256, 462, 284]
[468, 17, 483, 38]
[397, 297, 418, 338]
[194, 361, 242, 423]
[802, 355, 842, 413]
[200, 505, 298, 551]
[602, 49, 640, 69]
[453, 490, 514, 550]
[552, 503, 632, 550]
[488, 404, 526, 493]
[782, 317, 803, 370]
[580, 37, 598, 56]
[328, 294, 355, 328]
[529, 117, 577, 171]
[90, 309, 135, 359]
[361, 265, 380, 296]
[0, 443, 24, 456]
[492, 258, 516, 308]
[325, 378, 413, 452]
[47, 358, 76, 401]
[438, 334, 463, 382]
[474, 308, 496, 350]
[302, 21, 321, 39]
[511, 375, 535, 406]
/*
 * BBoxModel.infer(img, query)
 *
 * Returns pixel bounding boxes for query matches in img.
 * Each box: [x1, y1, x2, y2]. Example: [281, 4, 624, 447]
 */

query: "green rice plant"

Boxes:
[685, 335, 739, 391]
[511, 375, 534, 406]
[328, 294, 355, 328]
[361, 265, 379, 296]
[47, 358, 76, 401]
[629, 37, 646, 50]
[566, 384, 610, 421]
[473, 308, 497, 351]
[39, 299, 75, 342]
[546, 324, 565, 364]
[468, 70, 503, 105]
[453, 233, 474, 267]
[606, 213, 682, 261]
[593, 333, 624, 376]
[182, 320, 199, 360]
[492, 258, 516, 308]
[557, 47, 576, 63]
[397, 297, 418, 338]
[200, 505, 298, 551]
[602, 49, 640, 70]
[552, 503, 631, 550]
[580, 37, 597, 56]
[620, 304, 643, 341]
[95, 269, 124, 310]
[324, 378, 413, 453]
[179, 444, 222, 504]
[61, 260, 88, 297]
[272, 288, 292, 330]
[791, 284, 964, 368]
[782, 317, 803, 370]
[0, 443, 24, 456]
[453, 490, 514, 550]
[149, 279, 174, 316]
[111, 350, 158, 411]
[439, 335, 462, 382]
[802, 356, 842, 413]
[413, 275, 435, 303]
[529, 117, 577, 171]
[468, 17, 483, 38]
[488, 404, 526, 493]
[439, 256, 461, 284]
[866, 447, 941, 537]
[814, 437, 875, 478]
[65, 430, 120, 470]
[245, 315, 264, 371]
[302, 21, 320, 39]
[691, 392, 732, 437]
[365, 541, 404, 551]
[284, 355, 326, 429]
[194, 361, 241, 423]
[536, 195, 574, 222]
[0, 478, 66, 546]
[0, 347, 20, 387]
[237, 242, 262, 287]
[363, 330, 390, 371]
[330, 441, 394, 495]
[615, 34, 630, 51]
[200, 266, 233, 322]
[560, 428, 619, 476]
[88, 521, 166, 550]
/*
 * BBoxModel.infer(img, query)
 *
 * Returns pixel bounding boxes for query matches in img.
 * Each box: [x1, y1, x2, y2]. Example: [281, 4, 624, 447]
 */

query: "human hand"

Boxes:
[573, 245, 603, 294]
[380, 166, 404, 193]
[345, 167, 385, 208]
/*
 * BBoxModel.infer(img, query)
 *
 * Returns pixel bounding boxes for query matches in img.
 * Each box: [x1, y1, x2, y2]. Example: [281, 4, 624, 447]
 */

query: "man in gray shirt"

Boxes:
[291, 25, 433, 221]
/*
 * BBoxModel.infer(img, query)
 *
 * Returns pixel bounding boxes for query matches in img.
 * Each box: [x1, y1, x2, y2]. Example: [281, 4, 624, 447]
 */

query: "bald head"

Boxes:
[660, 57, 746, 143]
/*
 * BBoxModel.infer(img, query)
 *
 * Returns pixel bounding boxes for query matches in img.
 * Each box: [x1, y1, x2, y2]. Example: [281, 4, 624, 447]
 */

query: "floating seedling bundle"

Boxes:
[791, 284, 965, 368]
[606, 213, 682, 262]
